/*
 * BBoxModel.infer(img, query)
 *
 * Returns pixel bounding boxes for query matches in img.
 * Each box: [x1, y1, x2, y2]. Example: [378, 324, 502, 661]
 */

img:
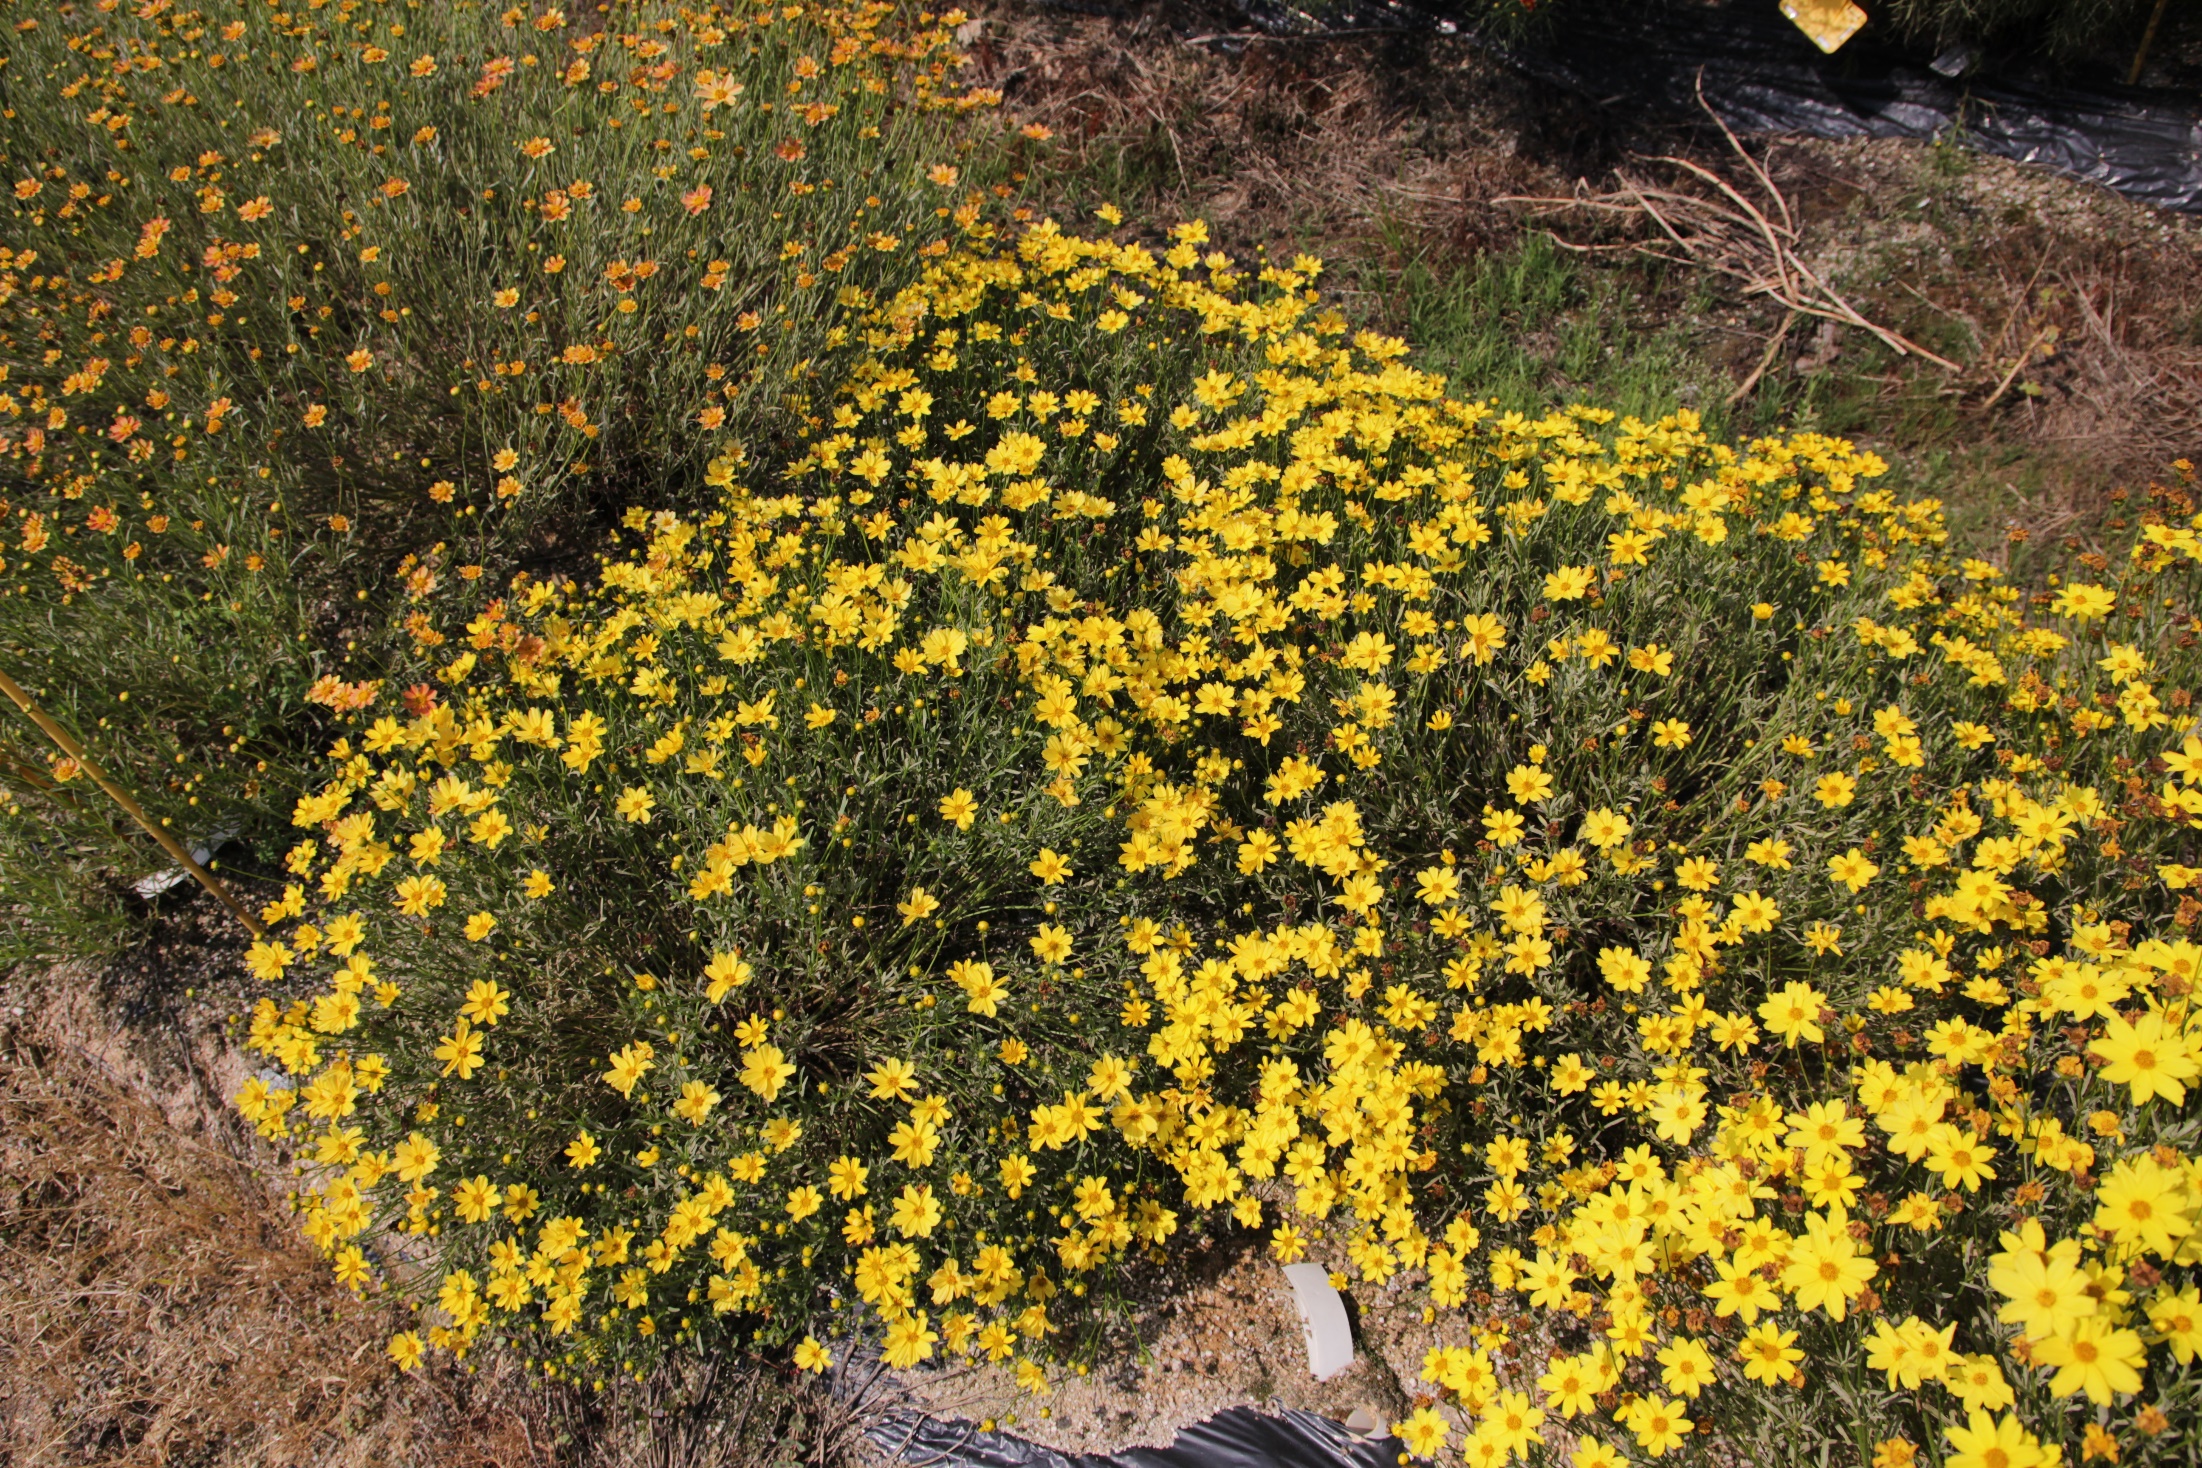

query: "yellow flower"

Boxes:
[882, 1311, 937, 1368]
[898, 888, 941, 924]
[1942, 1411, 2050, 1468]
[2051, 582, 2115, 620]
[1736, 1322, 1802, 1384]
[673, 1080, 721, 1124]
[937, 787, 979, 829]
[1393, 1406, 1447, 1457]
[1622, 1395, 1691, 1458]
[703, 951, 754, 1002]
[2089, 1009, 2198, 1105]
[1814, 771, 1858, 807]
[2033, 1316, 2146, 1404]
[1030, 924, 1072, 964]
[1415, 864, 1461, 906]
[245, 940, 294, 980]
[564, 1130, 601, 1168]
[739, 1043, 796, 1102]
[1827, 848, 1879, 892]
[433, 1019, 484, 1079]
[1757, 981, 1828, 1046]
[890, 1182, 943, 1238]
[387, 1331, 425, 1371]
[866, 1056, 919, 1101]
[452, 1175, 498, 1224]
[391, 1130, 440, 1182]
[1505, 763, 1554, 803]
[1542, 565, 1595, 601]
[1029, 848, 1073, 883]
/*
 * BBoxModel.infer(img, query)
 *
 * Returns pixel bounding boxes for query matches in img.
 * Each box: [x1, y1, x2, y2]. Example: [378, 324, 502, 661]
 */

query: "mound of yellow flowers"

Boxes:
[243, 220, 2202, 1464]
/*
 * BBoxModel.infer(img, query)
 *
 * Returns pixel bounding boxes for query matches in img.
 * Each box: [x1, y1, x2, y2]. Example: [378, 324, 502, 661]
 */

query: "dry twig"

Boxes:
[1496, 78, 1963, 379]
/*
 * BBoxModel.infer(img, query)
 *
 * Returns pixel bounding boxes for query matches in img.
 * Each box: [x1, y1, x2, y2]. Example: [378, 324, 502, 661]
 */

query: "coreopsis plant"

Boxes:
[246, 224, 2200, 1463]
[0, 0, 999, 936]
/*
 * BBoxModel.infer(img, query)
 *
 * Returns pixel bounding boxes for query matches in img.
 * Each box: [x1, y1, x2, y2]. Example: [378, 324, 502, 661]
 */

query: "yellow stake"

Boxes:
[0, 666, 264, 938]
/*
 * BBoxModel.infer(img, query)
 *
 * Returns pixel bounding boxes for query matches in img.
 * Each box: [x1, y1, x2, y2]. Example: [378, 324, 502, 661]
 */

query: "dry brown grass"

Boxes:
[972, 6, 1569, 254]
[0, 1013, 559, 1468]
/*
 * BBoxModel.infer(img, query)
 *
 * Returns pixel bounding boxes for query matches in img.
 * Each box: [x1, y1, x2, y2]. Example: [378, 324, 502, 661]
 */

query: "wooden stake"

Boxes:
[2130, 0, 2170, 85]
[0, 666, 264, 937]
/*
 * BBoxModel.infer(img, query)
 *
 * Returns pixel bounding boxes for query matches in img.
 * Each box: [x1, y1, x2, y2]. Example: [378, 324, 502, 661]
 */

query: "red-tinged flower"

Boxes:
[402, 683, 440, 716]
[238, 196, 274, 221]
[682, 184, 714, 216]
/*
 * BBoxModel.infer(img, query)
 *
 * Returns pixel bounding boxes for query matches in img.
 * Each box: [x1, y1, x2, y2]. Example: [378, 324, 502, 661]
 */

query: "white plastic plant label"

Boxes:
[1281, 1263, 1355, 1382]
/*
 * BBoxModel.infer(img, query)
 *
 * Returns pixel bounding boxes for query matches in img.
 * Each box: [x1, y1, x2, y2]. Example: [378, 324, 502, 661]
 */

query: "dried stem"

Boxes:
[0, 665, 262, 937]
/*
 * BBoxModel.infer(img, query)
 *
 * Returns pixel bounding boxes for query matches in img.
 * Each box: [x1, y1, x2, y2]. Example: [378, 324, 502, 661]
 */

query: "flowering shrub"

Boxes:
[0, 0, 999, 925]
[239, 218, 2202, 1464]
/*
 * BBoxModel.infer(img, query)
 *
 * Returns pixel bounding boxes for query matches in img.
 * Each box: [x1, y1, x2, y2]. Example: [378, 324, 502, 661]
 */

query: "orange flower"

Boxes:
[346, 349, 374, 373]
[238, 196, 274, 221]
[520, 137, 555, 159]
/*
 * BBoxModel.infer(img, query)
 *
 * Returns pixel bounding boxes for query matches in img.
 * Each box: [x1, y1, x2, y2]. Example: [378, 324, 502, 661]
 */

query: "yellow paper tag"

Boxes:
[1781, 0, 1868, 53]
